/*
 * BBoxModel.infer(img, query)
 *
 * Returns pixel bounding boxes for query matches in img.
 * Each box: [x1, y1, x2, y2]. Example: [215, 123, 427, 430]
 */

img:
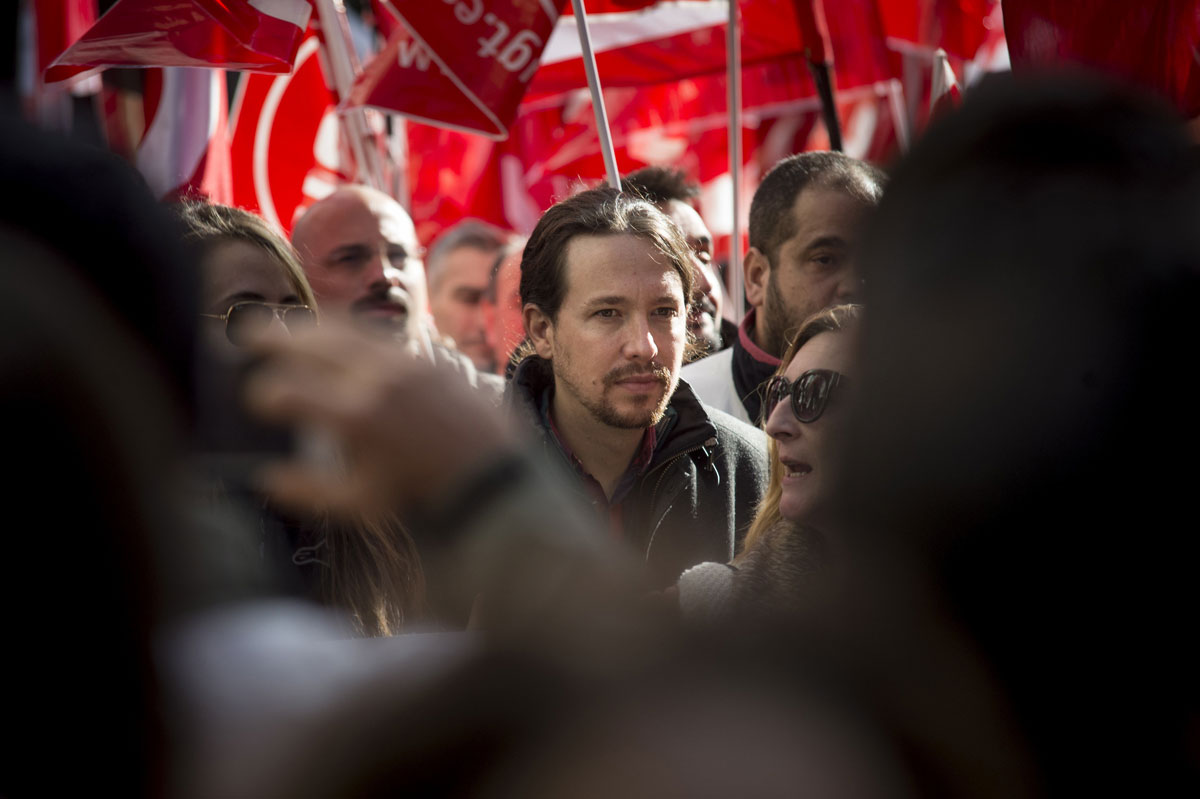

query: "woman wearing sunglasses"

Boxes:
[743, 302, 859, 550]
[676, 304, 859, 623]
[178, 200, 423, 636]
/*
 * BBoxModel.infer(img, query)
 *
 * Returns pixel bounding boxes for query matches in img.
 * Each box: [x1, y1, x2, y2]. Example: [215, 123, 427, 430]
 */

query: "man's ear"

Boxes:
[523, 303, 555, 359]
[744, 247, 771, 309]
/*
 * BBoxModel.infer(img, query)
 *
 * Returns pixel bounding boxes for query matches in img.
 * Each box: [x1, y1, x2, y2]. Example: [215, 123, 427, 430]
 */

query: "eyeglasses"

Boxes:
[763, 369, 847, 424]
[200, 302, 316, 346]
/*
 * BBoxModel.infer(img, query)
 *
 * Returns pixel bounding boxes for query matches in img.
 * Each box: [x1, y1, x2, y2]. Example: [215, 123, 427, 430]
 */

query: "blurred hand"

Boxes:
[244, 318, 517, 517]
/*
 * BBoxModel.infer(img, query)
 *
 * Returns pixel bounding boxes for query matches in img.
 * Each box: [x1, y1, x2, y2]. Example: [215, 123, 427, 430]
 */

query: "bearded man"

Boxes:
[682, 152, 885, 424]
[506, 186, 768, 587]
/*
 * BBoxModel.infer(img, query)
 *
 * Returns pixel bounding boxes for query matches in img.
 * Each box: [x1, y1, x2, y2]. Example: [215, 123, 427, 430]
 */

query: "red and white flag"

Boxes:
[229, 29, 348, 233]
[136, 67, 233, 203]
[348, 0, 563, 139]
[46, 0, 312, 82]
[929, 47, 962, 119]
[526, 0, 891, 98]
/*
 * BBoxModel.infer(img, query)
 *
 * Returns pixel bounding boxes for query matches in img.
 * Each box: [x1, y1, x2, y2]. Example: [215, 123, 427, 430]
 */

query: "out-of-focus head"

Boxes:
[290, 185, 425, 339]
[746, 152, 884, 357]
[744, 304, 861, 549]
[839, 73, 1200, 793]
[522, 186, 695, 431]
[623, 166, 724, 353]
[484, 238, 527, 374]
[426, 219, 513, 371]
[177, 201, 316, 355]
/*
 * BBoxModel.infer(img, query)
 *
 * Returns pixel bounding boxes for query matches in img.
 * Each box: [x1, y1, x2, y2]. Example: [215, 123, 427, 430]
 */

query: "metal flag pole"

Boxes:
[726, 0, 744, 315]
[312, 0, 385, 191]
[570, 0, 621, 190]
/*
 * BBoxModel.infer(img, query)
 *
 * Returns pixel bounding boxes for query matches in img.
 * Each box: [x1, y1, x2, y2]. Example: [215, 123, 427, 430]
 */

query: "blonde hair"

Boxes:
[739, 304, 862, 554]
[176, 200, 318, 311]
[320, 510, 425, 636]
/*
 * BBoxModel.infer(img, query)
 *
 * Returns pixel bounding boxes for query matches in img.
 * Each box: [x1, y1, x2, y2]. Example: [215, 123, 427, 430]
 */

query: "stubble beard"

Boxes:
[555, 356, 678, 430]
[762, 271, 808, 358]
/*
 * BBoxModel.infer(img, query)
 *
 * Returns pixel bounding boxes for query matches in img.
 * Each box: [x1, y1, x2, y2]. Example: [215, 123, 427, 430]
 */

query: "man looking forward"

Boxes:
[682, 151, 885, 424]
[507, 186, 768, 587]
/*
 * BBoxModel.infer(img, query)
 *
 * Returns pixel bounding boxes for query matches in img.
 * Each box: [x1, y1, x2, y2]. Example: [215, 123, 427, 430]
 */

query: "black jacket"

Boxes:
[506, 357, 769, 588]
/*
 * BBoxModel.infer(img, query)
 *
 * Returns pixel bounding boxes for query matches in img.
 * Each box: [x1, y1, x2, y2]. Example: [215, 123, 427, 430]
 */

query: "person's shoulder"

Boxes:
[704, 403, 767, 453]
[429, 338, 505, 406]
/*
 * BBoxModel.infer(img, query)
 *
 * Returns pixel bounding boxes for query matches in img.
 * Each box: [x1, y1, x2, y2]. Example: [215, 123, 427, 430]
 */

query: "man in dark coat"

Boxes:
[505, 186, 768, 588]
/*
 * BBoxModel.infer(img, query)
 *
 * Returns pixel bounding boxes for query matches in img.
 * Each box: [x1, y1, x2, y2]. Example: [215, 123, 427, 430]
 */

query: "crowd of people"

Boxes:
[3, 70, 1199, 797]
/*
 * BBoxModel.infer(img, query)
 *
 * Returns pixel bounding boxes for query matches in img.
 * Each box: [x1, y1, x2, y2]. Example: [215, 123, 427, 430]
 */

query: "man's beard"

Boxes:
[688, 294, 722, 354]
[557, 359, 676, 430]
[761, 271, 807, 358]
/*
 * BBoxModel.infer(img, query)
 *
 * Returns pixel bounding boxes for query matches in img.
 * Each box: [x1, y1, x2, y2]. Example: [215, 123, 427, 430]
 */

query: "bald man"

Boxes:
[291, 185, 428, 342]
[291, 184, 505, 402]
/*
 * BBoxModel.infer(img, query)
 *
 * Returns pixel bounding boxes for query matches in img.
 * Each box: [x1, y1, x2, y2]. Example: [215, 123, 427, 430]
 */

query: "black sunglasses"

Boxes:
[200, 301, 316, 346]
[763, 369, 847, 424]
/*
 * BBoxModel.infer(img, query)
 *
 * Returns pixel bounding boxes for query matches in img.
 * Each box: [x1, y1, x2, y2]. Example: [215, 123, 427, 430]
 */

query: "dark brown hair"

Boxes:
[749, 152, 885, 266]
[622, 165, 700, 205]
[519, 185, 696, 322]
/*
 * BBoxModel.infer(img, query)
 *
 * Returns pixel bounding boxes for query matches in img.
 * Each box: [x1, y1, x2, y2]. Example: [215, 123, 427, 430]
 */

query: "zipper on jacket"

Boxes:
[643, 436, 719, 562]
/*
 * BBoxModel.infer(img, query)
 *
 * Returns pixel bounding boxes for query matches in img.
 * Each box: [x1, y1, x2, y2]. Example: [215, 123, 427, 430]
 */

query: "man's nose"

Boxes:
[834, 262, 861, 304]
[623, 317, 658, 360]
[692, 256, 714, 296]
[367, 249, 410, 292]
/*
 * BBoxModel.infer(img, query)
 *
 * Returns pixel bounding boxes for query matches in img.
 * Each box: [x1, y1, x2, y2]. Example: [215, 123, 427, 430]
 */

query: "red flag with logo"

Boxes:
[350, 0, 563, 139]
[229, 28, 349, 233]
[46, 0, 312, 82]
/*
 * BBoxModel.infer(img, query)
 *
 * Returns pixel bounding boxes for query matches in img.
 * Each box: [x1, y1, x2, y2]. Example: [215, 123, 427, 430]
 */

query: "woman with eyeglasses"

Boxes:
[177, 200, 423, 636]
[675, 304, 859, 623]
[180, 201, 318, 349]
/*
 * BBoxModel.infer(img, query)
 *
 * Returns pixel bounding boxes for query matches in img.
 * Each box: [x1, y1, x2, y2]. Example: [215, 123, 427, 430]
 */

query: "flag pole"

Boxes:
[726, 0, 744, 315]
[807, 58, 842, 152]
[312, 0, 386, 191]
[570, 0, 620, 190]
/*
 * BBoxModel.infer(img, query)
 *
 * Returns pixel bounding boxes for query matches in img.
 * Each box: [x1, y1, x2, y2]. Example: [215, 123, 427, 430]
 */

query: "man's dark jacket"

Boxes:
[505, 356, 769, 588]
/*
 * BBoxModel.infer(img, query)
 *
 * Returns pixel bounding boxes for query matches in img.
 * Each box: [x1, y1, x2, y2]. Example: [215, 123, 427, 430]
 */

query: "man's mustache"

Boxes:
[690, 295, 718, 318]
[604, 362, 671, 387]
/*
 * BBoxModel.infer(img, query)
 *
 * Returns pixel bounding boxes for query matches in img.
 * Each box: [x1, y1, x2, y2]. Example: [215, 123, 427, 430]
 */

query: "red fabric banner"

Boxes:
[527, 0, 896, 99]
[134, 67, 232, 203]
[350, 0, 564, 139]
[46, 0, 312, 82]
[229, 29, 346, 233]
[33, 0, 98, 75]
[1004, 0, 1200, 118]
[878, 0, 997, 60]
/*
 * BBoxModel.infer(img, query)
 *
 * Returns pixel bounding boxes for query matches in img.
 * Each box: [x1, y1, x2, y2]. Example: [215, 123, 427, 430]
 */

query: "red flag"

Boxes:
[1004, 0, 1200, 118]
[33, 0, 98, 75]
[135, 67, 232, 203]
[229, 29, 348, 233]
[46, 0, 312, 82]
[350, 0, 563, 139]
[528, 0, 895, 98]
